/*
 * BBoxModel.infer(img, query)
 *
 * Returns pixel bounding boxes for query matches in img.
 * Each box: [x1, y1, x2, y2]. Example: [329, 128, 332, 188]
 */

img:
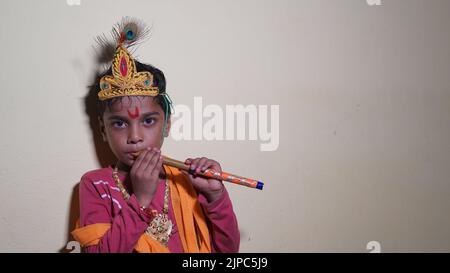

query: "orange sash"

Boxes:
[71, 165, 211, 253]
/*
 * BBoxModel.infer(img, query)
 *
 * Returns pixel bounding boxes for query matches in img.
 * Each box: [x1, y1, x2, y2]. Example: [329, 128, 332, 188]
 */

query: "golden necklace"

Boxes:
[112, 163, 173, 246]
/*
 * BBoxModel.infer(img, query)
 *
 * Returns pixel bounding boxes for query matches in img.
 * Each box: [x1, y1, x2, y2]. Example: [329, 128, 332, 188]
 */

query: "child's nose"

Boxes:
[127, 124, 143, 144]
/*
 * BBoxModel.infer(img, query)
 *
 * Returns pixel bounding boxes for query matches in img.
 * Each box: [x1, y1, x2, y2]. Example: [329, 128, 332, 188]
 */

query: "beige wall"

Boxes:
[1, 0, 449, 252]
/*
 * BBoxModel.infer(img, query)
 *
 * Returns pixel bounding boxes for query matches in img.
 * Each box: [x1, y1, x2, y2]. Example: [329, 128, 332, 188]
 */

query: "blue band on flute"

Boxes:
[256, 181, 264, 190]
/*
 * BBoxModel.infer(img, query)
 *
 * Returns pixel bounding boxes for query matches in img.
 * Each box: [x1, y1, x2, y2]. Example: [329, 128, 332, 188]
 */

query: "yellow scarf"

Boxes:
[71, 165, 211, 253]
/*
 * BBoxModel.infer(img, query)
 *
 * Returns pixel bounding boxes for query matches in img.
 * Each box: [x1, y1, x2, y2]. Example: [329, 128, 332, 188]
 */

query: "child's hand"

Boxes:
[130, 147, 163, 207]
[182, 157, 225, 203]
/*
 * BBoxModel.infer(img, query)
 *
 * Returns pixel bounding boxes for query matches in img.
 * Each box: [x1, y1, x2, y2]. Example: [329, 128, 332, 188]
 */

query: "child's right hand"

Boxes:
[129, 147, 163, 208]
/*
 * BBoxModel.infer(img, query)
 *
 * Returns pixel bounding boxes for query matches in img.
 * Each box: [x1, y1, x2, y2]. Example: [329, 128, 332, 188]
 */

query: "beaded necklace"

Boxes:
[112, 164, 173, 246]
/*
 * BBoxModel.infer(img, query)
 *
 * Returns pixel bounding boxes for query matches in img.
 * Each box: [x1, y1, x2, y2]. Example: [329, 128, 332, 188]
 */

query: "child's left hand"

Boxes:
[182, 157, 225, 203]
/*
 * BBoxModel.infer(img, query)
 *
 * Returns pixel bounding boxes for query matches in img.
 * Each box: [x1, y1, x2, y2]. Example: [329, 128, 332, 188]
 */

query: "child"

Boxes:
[71, 18, 240, 253]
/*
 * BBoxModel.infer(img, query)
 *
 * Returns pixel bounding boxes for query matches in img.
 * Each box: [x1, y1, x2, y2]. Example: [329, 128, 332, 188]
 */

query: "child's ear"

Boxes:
[164, 116, 171, 137]
[98, 116, 107, 142]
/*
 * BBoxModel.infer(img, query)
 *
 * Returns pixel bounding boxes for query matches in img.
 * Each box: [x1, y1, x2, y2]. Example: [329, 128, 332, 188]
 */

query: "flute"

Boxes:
[162, 155, 264, 190]
[131, 151, 264, 190]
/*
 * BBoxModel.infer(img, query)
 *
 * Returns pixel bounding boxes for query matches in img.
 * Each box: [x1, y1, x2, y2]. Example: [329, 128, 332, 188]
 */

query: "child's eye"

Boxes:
[112, 120, 127, 128]
[143, 118, 155, 126]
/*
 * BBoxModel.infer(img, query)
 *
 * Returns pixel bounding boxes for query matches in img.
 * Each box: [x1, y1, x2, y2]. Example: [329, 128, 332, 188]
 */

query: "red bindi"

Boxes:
[127, 106, 140, 119]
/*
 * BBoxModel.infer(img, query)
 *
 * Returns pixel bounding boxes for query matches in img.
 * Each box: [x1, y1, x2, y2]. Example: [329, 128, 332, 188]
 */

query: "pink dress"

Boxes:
[78, 166, 240, 253]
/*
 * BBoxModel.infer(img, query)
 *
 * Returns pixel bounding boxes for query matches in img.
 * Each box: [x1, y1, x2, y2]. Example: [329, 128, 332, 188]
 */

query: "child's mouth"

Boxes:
[130, 150, 143, 159]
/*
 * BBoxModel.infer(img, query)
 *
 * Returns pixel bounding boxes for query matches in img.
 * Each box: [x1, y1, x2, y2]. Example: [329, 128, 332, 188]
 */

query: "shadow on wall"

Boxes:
[60, 183, 80, 253]
[83, 68, 117, 168]
[60, 61, 117, 252]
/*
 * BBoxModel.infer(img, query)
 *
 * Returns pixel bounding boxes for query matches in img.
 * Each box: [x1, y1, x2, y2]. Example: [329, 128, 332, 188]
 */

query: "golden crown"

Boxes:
[97, 18, 159, 101]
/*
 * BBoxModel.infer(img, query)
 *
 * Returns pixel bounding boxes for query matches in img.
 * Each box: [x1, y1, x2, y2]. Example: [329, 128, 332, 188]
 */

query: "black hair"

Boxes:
[96, 61, 171, 120]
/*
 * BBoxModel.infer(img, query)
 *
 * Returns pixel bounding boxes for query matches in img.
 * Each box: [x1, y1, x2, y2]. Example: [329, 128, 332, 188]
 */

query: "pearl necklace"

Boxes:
[112, 163, 173, 246]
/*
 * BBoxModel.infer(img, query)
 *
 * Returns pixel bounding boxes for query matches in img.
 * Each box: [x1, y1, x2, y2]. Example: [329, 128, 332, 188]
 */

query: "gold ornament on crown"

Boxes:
[97, 18, 159, 101]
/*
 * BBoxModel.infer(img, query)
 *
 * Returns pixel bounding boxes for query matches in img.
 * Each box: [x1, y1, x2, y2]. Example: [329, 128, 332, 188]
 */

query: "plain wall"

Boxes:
[0, 0, 449, 252]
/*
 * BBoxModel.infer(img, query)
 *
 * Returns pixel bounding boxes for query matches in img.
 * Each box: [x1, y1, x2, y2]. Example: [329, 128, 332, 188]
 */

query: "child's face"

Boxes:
[99, 96, 171, 167]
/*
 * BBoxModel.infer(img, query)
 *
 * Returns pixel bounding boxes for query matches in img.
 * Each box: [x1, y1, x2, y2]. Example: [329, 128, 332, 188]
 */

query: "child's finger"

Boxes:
[138, 148, 154, 171]
[136, 148, 155, 176]
[189, 157, 201, 171]
[185, 158, 192, 165]
[203, 159, 221, 172]
[150, 153, 163, 179]
[195, 157, 208, 173]
[143, 148, 160, 171]
[131, 148, 149, 171]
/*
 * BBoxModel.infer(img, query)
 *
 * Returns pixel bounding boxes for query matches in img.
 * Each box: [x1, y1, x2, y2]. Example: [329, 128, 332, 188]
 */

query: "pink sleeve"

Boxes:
[78, 174, 151, 253]
[199, 189, 240, 253]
